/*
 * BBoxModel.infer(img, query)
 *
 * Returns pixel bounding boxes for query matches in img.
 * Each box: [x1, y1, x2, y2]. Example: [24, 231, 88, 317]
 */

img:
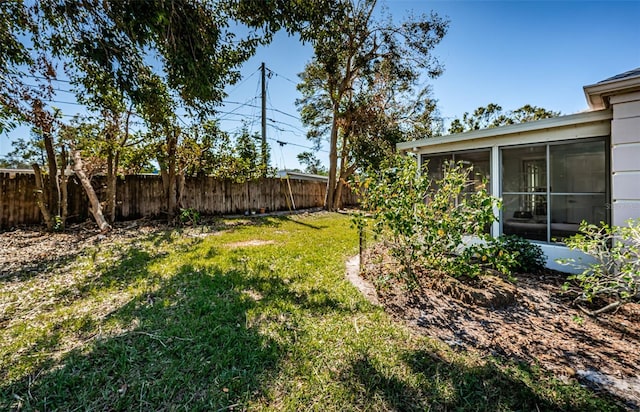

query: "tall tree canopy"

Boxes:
[0, 0, 330, 228]
[448, 103, 561, 134]
[296, 0, 448, 210]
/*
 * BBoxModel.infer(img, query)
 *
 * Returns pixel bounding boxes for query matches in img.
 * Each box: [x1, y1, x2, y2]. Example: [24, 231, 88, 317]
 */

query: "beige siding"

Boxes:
[610, 93, 640, 226]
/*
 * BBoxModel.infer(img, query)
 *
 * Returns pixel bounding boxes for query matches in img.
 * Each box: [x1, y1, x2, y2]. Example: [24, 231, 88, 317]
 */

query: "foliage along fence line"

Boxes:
[0, 170, 358, 229]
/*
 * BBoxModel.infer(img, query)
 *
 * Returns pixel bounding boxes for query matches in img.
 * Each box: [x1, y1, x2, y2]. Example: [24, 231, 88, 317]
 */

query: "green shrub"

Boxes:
[354, 155, 501, 280]
[559, 219, 640, 304]
[487, 235, 546, 274]
[179, 208, 200, 226]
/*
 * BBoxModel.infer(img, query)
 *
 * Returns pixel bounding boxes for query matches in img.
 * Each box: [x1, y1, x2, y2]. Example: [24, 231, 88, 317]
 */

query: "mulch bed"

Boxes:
[359, 245, 640, 410]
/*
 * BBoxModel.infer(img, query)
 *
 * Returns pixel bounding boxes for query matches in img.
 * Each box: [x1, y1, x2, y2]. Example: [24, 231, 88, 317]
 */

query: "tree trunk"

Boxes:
[106, 150, 116, 222]
[159, 165, 169, 193]
[333, 179, 344, 211]
[166, 129, 178, 222]
[32, 163, 54, 231]
[72, 149, 111, 232]
[42, 130, 60, 218]
[105, 107, 131, 222]
[325, 109, 340, 211]
[113, 151, 121, 220]
[333, 127, 349, 211]
[176, 173, 186, 210]
[59, 146, 69, 229]
[105, 117, 124, 223]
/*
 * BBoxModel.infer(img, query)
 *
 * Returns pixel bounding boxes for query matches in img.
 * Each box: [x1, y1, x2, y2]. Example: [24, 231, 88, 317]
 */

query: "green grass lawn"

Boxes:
[0, 213, 622, 411]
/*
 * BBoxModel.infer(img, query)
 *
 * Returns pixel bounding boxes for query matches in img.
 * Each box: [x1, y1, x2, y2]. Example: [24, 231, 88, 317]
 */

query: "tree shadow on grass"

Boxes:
[407, 349, 623, 411]
[224, 214, 327, 231]
[0, 262, 286, 411]
[345, 353, 429, 411]
[228, 257, 367, 316]
[0, 216, 284, 284]
[279, 217, 327, 230]
[0, 247, 359, 411]
[0, 253, 81, 283]
[341, 348, 624, 412]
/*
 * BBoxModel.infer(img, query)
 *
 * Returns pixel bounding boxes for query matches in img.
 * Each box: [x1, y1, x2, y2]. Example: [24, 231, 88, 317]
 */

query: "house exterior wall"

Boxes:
[400, 68, 640, 273]
[409, 113, 611, 273]
[610, 91, 640, 225]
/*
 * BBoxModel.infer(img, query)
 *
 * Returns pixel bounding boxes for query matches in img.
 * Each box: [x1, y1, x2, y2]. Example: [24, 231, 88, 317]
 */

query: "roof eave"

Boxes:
[583, 75, 640, 110]
[397, 109, 612, 153]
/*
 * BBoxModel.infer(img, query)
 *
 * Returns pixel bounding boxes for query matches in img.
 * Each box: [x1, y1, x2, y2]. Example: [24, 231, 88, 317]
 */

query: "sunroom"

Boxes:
[397, 68, 640, 272]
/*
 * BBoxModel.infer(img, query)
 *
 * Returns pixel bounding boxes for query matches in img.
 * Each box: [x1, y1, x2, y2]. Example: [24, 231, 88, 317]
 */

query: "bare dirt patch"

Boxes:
[345, 256, 380, 306]
[1, 221, 159, 279]
[225, 240, 275, 248]
[0, 219, 227, 280]
[353, 246, 640, 410]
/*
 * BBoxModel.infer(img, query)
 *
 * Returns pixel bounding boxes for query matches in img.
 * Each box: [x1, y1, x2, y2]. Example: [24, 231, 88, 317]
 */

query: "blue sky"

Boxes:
[2, 0, 639, 170]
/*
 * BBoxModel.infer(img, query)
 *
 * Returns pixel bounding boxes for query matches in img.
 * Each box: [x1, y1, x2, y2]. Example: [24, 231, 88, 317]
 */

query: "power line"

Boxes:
[218, 96, 260, 121]
[268, 135, 327, 153]
[267, 123, 298, 135]
[22, 74, 71, 84]
[270, 107, 302, 121]
[224, 67, 260, 96]
[223, 100, 302, 122]
[262, 72, 321, 153]
[176, 113, 190, 127]
[215, 110, 254, 118]
[23, 83, 76, 94]
[16, 65, 323, 157]
[265, 124, 326, 153]
[20, 71, 304, 117]
[47, 99, 86, 106]
[268, 117, 306, 134]
[266, 68, 298, 86]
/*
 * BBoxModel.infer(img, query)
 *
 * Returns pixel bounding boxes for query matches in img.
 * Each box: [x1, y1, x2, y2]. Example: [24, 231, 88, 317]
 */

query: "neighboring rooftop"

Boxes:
[277, 169, 328, 182]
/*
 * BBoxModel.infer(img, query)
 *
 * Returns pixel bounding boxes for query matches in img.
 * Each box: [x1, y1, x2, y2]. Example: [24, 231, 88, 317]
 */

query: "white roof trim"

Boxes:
[583, 73, 640, 110]
[397, 109, 612, 152]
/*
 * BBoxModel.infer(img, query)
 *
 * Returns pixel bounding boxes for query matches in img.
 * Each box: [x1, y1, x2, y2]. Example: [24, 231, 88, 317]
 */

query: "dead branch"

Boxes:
[71, 148, 112, 233]
[577, 300, 622, 317]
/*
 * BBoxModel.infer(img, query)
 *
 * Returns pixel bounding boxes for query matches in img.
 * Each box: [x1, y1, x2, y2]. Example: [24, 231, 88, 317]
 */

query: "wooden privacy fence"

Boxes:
[0, 171, 359, 229]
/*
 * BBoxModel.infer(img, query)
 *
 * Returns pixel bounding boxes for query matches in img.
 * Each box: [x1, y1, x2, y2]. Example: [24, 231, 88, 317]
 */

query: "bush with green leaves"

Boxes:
[559, 219, 640, 306]
[179, 207, 200, 226]
[485, 235, 546, 275]
[354, 154, 501, 279]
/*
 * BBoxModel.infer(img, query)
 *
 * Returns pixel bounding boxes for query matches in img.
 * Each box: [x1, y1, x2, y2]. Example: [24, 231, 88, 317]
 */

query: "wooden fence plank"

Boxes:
[0, 172, 358, 229]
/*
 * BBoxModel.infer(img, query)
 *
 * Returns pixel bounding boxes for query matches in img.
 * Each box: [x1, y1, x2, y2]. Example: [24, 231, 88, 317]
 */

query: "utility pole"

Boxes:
[261, 62, 267, 177]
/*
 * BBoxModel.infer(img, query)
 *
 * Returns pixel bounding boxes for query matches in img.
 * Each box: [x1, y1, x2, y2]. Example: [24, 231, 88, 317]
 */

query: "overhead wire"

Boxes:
[14, 65, 327, 163]
[247, 74, 262, 132]
[222, 100, 303, 123]
[263, 128, 327, 152]
[267, 117, 306, 134]
[266, 68, 298, 86]
[224, 66, 260, 96]
[269, 107, 302, 121]
[217, 96, 260, 121]
[265, 75, 325, 155]
[22, 83, 76, 94]
[22, 74, 72, 83]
